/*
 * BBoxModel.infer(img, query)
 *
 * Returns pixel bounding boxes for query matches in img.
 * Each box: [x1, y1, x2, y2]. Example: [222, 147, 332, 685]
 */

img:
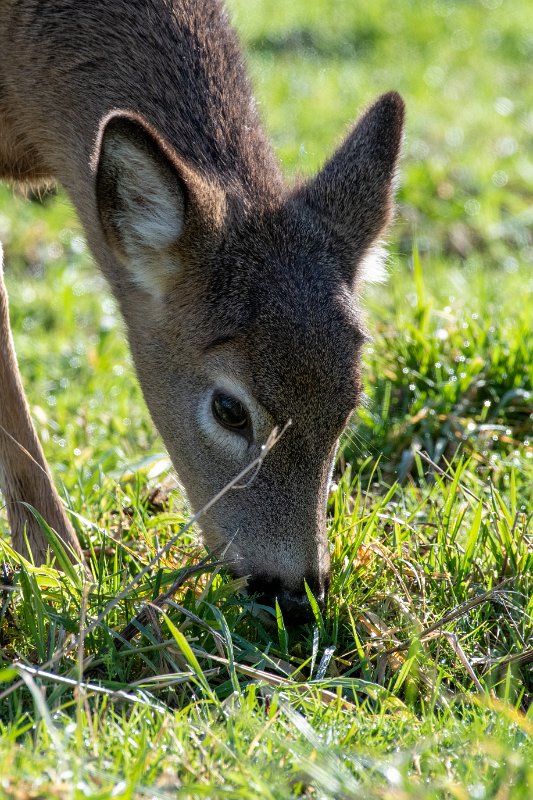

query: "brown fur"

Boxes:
[0, 246, 83, 562]
[0, 0, 404, 620]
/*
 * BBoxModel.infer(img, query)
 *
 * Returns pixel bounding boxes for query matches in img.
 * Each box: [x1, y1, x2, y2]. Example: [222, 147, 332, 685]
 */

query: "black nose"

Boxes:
[247, 575, 327, 626]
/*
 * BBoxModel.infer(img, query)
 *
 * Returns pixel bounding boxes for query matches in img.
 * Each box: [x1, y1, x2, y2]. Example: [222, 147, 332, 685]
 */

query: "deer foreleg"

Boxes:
[0, 244, 83, 564]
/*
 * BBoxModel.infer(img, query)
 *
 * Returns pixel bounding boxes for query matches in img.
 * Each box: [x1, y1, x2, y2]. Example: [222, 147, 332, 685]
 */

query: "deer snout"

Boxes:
[247, 573, 328, 626]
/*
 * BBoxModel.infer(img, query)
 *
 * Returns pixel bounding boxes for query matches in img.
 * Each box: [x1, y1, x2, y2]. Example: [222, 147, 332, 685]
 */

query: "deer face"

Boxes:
[95, 93, 404, 622]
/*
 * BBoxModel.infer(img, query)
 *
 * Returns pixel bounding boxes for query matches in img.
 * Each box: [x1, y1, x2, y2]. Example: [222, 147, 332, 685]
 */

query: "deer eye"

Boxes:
[212, 392, 250, 433]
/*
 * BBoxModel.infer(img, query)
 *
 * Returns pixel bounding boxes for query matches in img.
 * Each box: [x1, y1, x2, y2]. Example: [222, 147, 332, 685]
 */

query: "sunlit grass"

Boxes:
[0, 0, 532, 796]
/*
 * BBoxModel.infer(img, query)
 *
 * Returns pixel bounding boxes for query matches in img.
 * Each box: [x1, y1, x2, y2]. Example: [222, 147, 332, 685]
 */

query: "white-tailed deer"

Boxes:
[0, 0, 404, 622]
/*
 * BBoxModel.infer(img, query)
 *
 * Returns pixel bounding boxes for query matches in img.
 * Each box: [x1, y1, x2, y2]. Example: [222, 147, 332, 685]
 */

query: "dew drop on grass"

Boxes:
[504, 257, 519, 273]
[22, 316, 37, 332]
[21, 286, 36, 303]
[383, 765, 402, 786]
[464, 199, 480, 216]
[483, 27, 501, 50]
[494, 97, 514, 116]
[71, 235, 86, 254]
[492, 170, 508, 187]
[496, 136, 517, 157]
[424, 65, 445, 87]
[446, 126, 464, 147]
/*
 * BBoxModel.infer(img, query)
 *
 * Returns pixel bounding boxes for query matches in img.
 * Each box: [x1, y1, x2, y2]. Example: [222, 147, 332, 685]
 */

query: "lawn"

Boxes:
[0, 0, 532, 797]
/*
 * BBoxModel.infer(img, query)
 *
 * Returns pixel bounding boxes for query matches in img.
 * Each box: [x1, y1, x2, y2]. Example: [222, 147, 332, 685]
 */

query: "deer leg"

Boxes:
[0, 244, 83, 564]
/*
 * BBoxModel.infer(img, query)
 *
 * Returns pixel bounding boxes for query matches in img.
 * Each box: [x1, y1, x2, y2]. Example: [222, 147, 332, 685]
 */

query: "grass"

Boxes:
[0, 0, 532, 797]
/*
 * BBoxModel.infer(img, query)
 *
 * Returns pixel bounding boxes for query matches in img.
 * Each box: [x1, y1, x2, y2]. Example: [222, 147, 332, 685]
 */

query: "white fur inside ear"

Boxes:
[107, 135, 185, 296]
[359, 242, 389, 284]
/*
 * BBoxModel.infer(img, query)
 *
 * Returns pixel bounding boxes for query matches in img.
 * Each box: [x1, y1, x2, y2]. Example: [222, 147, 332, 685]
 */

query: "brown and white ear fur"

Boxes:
[300, 91, 405, 286]
[95, 112, 224, 298]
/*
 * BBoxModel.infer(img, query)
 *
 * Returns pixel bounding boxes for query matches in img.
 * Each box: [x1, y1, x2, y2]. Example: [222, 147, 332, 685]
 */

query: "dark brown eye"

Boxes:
[212, 393, 250, 432]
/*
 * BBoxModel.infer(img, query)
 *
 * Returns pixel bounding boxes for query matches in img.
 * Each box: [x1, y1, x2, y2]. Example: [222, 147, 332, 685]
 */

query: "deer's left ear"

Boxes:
[298, 91, 405, 284]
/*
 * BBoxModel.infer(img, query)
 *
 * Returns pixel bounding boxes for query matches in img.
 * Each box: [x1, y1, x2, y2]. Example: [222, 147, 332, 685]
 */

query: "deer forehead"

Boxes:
[167, 235, 365, 420]
[195, 305, 362, 433]
[255, 328, 361, 422]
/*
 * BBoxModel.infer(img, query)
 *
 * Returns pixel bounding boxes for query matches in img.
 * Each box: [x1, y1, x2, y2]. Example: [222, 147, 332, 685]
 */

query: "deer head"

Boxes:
[95, 92, 404, 622]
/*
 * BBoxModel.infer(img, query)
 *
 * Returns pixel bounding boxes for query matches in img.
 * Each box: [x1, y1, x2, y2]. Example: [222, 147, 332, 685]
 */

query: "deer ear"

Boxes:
[95, 113, 224, 298]
[95, 113, 187, 297]
[300, 91, 405, 284]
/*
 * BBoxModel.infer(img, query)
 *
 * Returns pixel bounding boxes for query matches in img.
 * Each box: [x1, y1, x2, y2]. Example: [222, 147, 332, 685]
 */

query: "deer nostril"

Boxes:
[247, 576, 282, 606]
[277, 591, 315, 625]
[247, 574, 327, 626]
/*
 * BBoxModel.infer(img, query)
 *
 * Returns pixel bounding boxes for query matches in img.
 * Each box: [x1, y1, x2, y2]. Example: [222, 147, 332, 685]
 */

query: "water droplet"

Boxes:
[491, 170, 508, 187]
[496, 136, 517, 157]
[494, 97, 514, 116]
[464, 199, 480, 216]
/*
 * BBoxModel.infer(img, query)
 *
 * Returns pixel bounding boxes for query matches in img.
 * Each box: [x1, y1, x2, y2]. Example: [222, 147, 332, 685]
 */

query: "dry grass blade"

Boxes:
[441, 631, 485, 694]
[359, 610, 452, 707]
[116, 555, 222, 648]
[14, 664, 166, 710]
[380, 578, 514, 657]
[492, 648, 533, 670]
